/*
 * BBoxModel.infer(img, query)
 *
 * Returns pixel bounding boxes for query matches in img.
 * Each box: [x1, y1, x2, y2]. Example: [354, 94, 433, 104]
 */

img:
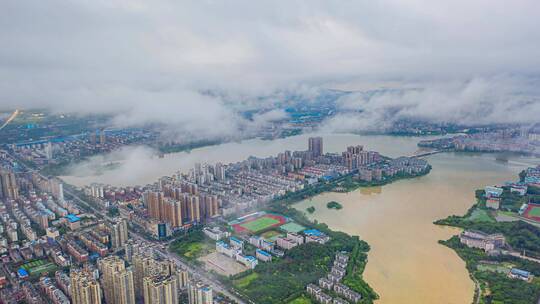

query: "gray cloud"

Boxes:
[1, 0, 539, 134]
[323, 75, 540, 132]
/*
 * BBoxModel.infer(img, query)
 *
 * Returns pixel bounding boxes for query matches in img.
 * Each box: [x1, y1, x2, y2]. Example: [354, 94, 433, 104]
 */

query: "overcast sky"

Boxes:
[1, 0, 539, 135]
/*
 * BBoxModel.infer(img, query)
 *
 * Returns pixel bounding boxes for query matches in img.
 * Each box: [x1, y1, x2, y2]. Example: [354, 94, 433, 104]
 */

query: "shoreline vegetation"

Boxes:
[435, 181, 540, 303]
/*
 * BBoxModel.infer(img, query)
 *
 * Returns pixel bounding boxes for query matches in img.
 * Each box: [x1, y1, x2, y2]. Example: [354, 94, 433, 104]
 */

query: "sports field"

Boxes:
[523, 204, 540, 222]
[232, 213, 287, 233]
[21, 260, 57, 276]
[241, 217, 279, 232]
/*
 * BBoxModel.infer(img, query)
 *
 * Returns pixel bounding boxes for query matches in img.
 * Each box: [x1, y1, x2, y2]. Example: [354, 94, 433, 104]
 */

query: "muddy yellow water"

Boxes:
[294, 152, 537, 304]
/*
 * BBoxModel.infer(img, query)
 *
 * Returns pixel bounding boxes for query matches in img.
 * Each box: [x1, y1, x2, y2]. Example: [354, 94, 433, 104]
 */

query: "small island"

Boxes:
[327, 201, 343, 210]
[306, 206, 316, 214]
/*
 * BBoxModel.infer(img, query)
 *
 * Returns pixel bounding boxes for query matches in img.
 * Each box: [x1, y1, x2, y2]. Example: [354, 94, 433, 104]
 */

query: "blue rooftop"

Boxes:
[230, 236, 243, 243]
[18, 268, 29, 277]
[256, 249, 271, 257]
[511, 268, 530, 277]
[66, 214, 81, 223]
[304, 229, 324, 237]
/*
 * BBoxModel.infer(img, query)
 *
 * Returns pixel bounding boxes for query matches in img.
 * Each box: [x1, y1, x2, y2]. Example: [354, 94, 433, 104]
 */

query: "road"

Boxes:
[7, 151, 247, 304]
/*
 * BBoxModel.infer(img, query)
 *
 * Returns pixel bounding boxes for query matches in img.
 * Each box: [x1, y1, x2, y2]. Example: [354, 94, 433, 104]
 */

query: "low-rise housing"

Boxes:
[255, 249, 272, 262]
[306, 283, 322, 296]
[333, 283, 362, 303]
[203, 227, 230, 241]
[276, 237, 298, 250]
[316, 292, 333, 304]
[319, 277, 333, 290]
[509, 268, 532, 281]
[459, 230, 506, 252]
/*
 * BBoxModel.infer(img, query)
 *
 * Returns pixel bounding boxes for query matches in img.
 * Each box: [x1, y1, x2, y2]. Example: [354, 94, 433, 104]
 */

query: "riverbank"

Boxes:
[279, 166, 431, 205]
[435, 179, 540, 303]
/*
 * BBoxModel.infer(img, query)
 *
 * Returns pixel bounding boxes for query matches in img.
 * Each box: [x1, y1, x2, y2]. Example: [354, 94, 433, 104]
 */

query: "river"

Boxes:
[60, 133, 539, 303]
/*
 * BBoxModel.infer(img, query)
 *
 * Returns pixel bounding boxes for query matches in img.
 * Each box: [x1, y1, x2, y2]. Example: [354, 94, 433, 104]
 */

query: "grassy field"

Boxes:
[280, 222, 306, 233]
[466, 208, 495, 223]
[233, 272, 259, 289]
[169, 230, 215, 260]
[21, 260, 45, 269]
[288, 295, 313, 304]
[241, 217, 280, 233]
[260, 230, 283, 240]
[477, 263, 512, 274]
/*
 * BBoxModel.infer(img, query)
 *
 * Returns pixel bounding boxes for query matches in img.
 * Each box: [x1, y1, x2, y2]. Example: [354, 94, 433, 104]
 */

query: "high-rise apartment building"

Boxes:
[163, 199, 183, 228]
[110, 218, 129, 249]
[0, 169, 19, 199]
[133, 253, 187, 300]
[143, 275, 178, 304]
[214, 163, 226, 181]
[70, 269, 102, 304]
[187, 195, 201, 223]
[144, 191, 164, 221]
[98, 256, 135, 304]
[188, 281, 213, 304]
[308, 137, 323, 157]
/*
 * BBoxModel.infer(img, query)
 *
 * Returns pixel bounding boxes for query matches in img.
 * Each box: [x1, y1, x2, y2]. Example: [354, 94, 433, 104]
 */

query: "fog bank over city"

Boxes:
[323, 75, 540, 133]
[1, 0, 540, 136]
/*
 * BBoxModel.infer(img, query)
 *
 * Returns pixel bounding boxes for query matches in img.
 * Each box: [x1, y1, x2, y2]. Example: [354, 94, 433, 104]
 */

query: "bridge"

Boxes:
[410, 149, 443, 158]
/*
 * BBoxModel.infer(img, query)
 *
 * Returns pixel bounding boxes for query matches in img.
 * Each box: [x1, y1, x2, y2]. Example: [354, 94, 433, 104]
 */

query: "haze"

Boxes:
[1, 0, 539, 135]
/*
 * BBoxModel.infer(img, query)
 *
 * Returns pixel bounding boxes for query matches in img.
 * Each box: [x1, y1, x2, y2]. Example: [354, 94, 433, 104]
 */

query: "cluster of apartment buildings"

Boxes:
[419, 130, 540, 155]
[306, 252, 362, 304]
[14, 240, 212, 304]
[9, 128, 157, 168]
[523, 165, 540, 186]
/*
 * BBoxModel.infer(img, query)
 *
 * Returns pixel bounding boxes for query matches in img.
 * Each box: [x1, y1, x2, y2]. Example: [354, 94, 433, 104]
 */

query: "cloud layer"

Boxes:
[323, 75, 540, 132]
[1, 0, 539, 134]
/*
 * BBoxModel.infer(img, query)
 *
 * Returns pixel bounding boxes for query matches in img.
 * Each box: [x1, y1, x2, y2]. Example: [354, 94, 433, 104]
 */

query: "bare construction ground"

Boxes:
[199, 252, 248, 276]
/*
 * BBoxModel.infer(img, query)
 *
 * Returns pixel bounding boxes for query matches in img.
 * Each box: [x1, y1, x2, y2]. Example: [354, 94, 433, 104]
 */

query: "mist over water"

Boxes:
[60, 133, 435, 187]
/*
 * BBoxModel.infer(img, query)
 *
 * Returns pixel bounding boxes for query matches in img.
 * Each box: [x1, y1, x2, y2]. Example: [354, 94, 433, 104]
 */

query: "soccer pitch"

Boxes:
[527, 206, 540, 218]
[240, 217, 280, 233]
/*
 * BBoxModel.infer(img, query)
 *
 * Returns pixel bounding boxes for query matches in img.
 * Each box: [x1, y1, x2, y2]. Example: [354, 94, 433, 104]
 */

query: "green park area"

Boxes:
[465, 208, 495, 223]
[288, 295, 313, 304]
[233, 272, 259, 289]
[169, 230, 214, 261]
